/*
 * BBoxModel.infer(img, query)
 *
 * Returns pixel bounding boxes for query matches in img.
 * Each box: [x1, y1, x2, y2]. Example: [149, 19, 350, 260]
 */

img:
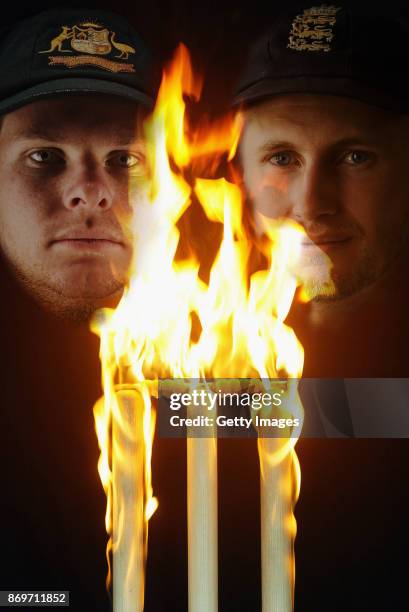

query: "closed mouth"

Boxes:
[53, 238, 122, 244]
[50, 238, 125, 252]
[302, 237, 352, 246]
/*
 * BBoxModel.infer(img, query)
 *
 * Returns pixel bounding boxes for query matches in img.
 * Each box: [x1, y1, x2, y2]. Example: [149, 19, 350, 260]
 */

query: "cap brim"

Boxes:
[232, 76, 408, 114]
[0, 77, 154, 115]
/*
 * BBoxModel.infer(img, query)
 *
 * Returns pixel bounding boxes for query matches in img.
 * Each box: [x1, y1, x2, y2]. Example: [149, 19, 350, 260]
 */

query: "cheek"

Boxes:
[1, 166, 60, 214]
[244, 167, 290, 218]
[113, 174, 149, 215]
[0, 174, 57, 255]
[117, 181, 149, 236]
[343, 176, 408, 241]
[127, 178, 149, 209]
[0, 203, 41, 262]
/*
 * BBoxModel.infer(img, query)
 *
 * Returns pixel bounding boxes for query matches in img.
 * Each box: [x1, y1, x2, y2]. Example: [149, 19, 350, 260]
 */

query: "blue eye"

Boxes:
[268, 152, 294, 166]
[343, 150, 371, 165]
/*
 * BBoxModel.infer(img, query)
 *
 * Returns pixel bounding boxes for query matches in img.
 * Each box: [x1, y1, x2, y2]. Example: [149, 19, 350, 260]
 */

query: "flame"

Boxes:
[92, 43, 330, 606]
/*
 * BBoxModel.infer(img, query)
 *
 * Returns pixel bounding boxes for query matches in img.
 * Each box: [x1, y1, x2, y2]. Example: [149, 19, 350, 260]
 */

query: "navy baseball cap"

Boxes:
[233, 5, 409, 113]
[0, 8, 158, 115]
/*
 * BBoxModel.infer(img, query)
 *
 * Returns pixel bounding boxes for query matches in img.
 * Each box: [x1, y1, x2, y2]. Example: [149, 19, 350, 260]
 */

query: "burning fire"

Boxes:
[92, 44, 329, 608]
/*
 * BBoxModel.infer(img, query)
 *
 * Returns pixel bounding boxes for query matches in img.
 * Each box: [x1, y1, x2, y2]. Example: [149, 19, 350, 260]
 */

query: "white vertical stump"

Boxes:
[187, 400, 218, 612]
[113, 389, 145, 612]
[259, 441, 296, 612]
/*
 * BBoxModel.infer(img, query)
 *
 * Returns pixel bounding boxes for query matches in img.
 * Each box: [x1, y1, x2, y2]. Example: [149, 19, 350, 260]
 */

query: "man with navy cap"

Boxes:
[0, 8, 157, 319]
[234, 4, 409, 379]
[234, 3, 409, 439]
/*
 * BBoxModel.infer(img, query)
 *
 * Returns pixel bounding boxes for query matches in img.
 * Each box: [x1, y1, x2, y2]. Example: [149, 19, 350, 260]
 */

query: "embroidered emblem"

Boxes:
[287, 5, 341, 52]
[39, 21, 137, 70]
[48, 55, 135, 73]
[70, 24, 112, 55]
[38, 25, 73, 53]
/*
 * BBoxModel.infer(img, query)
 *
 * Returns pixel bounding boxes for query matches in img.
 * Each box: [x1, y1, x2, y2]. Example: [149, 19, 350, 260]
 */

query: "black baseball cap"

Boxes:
[0, 7, 158, 115]
[233, 5, 409, 113]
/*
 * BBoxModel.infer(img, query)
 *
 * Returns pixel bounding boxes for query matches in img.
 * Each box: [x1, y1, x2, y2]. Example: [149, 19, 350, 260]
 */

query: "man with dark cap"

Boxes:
[233, 3, 409, 446]
[231, 13, 409, 612]
[0, 8, 157, 319]
[0, 9, 161, 610]
[234, 5, 409, 380]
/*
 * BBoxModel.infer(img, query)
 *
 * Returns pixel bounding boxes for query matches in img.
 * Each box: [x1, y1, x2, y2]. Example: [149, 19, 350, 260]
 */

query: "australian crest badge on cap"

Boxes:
[38, 20, 136, 73]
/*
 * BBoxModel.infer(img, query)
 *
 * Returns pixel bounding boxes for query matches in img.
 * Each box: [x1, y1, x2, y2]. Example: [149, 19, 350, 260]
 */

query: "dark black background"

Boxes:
[1, 1, 409, 611]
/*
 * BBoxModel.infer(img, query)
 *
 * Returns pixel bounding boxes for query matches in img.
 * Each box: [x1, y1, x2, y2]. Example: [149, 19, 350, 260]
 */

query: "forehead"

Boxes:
[1, 94, 145, 143]
[240, 94, 407, 146]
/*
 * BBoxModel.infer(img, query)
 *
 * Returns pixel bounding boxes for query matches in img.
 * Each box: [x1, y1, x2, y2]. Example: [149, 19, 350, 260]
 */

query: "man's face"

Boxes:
[0, 95, 148, 316]
[239, 94, 409, 300]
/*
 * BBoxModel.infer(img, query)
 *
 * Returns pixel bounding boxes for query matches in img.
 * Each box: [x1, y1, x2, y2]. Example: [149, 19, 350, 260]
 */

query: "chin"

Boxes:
[300, 278, 338, 302]
[301, 261, 383, 303]
[57, 280, 124, 301]
[33, 285, 124, 322]
[48, 272, 125, 318]
[293, 259, 335, 300]
[51, 263, 129, 299]
[18, 271, 125, 321]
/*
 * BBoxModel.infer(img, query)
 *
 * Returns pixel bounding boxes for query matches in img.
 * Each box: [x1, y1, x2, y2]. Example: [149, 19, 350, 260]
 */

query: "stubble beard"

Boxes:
[300, 247, 379, 302]
[3, 253, 126, 322]
[301, 229, 409, 303]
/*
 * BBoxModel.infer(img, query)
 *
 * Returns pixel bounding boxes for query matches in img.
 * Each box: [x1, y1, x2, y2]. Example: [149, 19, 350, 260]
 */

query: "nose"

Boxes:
[288, 163, 339, 223]
[62, 164, 114, 211]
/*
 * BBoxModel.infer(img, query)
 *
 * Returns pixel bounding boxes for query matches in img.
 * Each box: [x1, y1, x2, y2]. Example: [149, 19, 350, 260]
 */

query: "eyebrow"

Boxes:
[15, 126, 65, 142]
[14, 126, 144, 146]
[326, 136, 381, 149]
[257, 140, 295, 153]
[257, 136, 381, 154]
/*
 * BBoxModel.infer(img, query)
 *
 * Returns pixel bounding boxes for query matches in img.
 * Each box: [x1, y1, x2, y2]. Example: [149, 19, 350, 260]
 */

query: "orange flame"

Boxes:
[92, 43, 331, 608]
